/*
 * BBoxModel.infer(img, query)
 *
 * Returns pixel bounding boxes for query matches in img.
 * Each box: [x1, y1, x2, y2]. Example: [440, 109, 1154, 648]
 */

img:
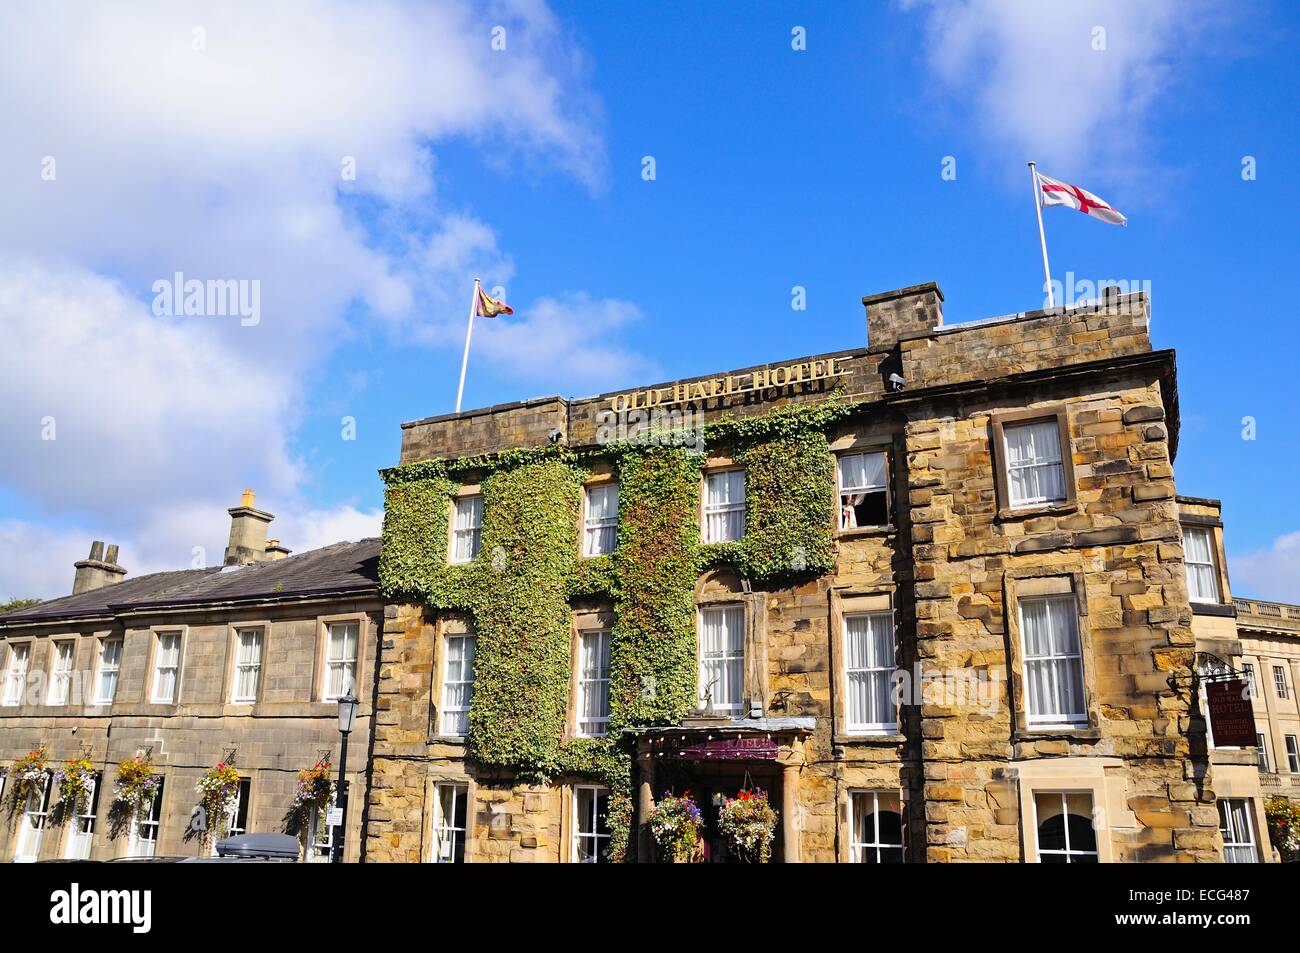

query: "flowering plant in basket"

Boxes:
[718, 787, 778, 863]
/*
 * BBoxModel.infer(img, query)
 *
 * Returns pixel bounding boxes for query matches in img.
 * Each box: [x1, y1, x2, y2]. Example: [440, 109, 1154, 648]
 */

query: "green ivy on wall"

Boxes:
[378, 396, 859, 860]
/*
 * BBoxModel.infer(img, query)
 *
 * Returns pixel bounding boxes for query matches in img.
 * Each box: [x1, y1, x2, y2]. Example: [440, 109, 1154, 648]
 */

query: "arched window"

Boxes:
[1035, 791, 1097, 863]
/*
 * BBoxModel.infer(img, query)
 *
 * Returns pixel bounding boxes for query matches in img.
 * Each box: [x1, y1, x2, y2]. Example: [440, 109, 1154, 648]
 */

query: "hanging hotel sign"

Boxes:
[609, 357, 847, 412]
[659, 735, 780, 762]
[1205, 679, 1256, 748]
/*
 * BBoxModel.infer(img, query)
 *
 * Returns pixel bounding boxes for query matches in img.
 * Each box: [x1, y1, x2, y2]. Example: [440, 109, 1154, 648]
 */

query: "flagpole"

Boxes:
[455, 277, 480, 413]
[1028, 161, 1054, 308]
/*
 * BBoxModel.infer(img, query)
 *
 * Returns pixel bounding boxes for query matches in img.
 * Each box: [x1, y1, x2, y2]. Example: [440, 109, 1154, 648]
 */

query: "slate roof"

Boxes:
[0, 538, 380, 625]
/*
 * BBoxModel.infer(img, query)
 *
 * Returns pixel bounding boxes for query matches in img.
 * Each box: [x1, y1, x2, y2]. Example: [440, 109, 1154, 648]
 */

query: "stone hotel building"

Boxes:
[364, 282, 1277, 863]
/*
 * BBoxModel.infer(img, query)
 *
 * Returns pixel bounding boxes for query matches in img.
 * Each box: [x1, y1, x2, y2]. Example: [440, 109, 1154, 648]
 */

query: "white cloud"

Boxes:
[0, 2, 634, 595]
[475, 293, 659, 394]
[1230, 531, 1300, 603]
[902, 0, 1226, 184]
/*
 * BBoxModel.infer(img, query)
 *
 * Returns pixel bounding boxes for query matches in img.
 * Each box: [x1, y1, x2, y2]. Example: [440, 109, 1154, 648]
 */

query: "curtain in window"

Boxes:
[845, 614, 895, 730]
[1005, 420, 1065, 505]
[584, 485, 619, 555]
[49, 642, 74, 705]
[698, 606, 744, 712]
[838, 452, 887, 491]
[1020, 596, 1085, 725]
[452, 496, 483, 561]
[4, 643, 30, 705]
[96, 639, 121, 703]
[442, 636, 476, 735]
[578, 631, 611, 735]
[154, 634, 180, 702]
[235, 631, 262, 701]
[1219, 799, 1257, 863]
[327, 624, 359, 698]
[704, 472, 746, 542]
[1183, 528, 1218, 601]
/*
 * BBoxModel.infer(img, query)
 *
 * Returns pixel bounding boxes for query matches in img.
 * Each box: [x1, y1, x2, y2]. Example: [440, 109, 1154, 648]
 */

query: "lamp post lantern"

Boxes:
[332, 690, 359, 863]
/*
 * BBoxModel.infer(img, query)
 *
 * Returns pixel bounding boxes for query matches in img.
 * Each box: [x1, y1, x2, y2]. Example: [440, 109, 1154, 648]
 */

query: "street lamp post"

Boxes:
[332, 690, 358, 864]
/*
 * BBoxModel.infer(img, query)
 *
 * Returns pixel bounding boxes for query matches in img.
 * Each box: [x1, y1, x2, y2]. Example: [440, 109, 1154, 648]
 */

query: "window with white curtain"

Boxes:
[324, 622, 359, 700]
[3, 642, 30, 706]
[576, 630, 611, 737]
[47, 640, 75, 706]
[1034, 791, 1098, 863]
[1286, 735, 1300, 774]
[697, 605, 744, 713]
[583, 484, 619, 556]
[13, 773, 51, 862]
[450, 495, 483, 563]
[1256, 733, 1271, 772]
[702, 471, 746, 543]
[573, 786, 610, 863]
[844, 612, 896, 733]
[232, 629, 263, 703]
[440, 634, 476, 736]
[211, 778, 251, 854]
[151, 632, 182, 704]
[1003, 419, 1066, 507]
[838, 452, 889, 529]
[93, 638, 121, 705]
[1019, 594, 1087, 728]
[1182, 526, 1219, 603]
[849, 791, 904, 863]
[432, 782, 468, 863]
[1218, 798, 1258, 863]
[64, 772, 100, 860]
[127, 779, 164, 858]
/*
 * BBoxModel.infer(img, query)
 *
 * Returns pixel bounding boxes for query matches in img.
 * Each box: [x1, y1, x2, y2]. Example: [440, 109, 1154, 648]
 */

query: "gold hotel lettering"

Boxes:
[610, 357, 845, 412]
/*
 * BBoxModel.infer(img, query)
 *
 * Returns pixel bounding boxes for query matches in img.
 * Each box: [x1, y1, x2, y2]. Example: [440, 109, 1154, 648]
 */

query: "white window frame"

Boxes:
[1242, 662, 1257, 698]
[837, 451, 889, 530]
[210, 777, 251, 854]
[92, 637, 122, 706]
[231, 628, 264, 704]
[1033, 791, 1099, 863]
[150, 630, 183, 704]
[1018, 594, 1088, 729]
[305, 803, 334, 863]
[439, 634, 476, 737]
[47, 639, 76, 706]
[1256, 733, 1271, 772]
[1274, 665, 1290, 700]
[1003, 418, 1066, 508]
[848, 791, 905, 863]
[572, 785, 610, 863]
[127, 780, 164, 858]
[1182, 525, 1220, 603]
[431, 782, 469, 863]
[13, 773, 52, 862]
[1286, 735, 1300, 774]
[576, 629, 611, 738]
[3, 641, 31, 706]
[64, 772, 101, 860]
[843, 611, 897, 734]
[450, 494, 483, 564]
[697, 604, 745, 714]
[582, 484, 619, 557]
[1219, 798, 1258, 863]
[702, 470, 746, 543]
[323, 621, 360, 701]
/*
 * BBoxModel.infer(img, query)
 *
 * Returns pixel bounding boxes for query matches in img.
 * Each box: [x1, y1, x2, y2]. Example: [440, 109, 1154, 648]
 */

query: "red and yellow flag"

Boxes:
[475, 285, 514, 318]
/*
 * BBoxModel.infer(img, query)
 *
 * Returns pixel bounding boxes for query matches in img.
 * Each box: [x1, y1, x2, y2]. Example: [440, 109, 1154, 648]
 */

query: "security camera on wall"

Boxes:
[888, 373, 906, 392]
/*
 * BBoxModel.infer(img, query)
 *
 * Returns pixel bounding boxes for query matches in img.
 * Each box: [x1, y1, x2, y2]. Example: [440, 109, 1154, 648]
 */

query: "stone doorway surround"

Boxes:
[630, 716, 814, 862]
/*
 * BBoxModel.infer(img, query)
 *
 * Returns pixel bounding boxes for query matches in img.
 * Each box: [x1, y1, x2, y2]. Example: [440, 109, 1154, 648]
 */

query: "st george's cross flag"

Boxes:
[475, 284, 514, 317]
[1034, 170, 1127, 226]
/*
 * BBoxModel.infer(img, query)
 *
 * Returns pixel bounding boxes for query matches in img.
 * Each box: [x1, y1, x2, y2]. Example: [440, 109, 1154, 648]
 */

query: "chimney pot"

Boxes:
[105, 544, 120, 564]
[88, 540, 104, 561]
[72, 540, 127, 595]
[241, 488, 256, 508]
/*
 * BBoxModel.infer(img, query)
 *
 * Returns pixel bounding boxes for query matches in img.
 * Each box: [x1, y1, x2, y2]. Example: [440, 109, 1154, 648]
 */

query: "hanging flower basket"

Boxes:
[285, 757, 335, 842]
[54, 757, 96, 822]
[718, 787, 778, 863]
[195, 761, 242, 847]
[7, 747, 49, 817]
[1265, 795, 1300, 862]
[647, 790, 704, 863]
[112, 755, 159, 816]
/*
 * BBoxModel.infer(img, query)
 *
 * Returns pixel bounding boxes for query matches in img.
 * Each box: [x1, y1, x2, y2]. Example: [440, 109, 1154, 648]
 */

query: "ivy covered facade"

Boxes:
[364, 283, 1271, 863]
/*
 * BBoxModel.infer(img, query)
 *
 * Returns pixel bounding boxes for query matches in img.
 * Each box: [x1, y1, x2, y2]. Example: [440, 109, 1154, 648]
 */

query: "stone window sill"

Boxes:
[1013, 726, 1101, 743]
[835, 526, 896, 540]
[997, 502, 1077, 522]
[1191, 601, 1236, 618]
[834, 732, 906, 746]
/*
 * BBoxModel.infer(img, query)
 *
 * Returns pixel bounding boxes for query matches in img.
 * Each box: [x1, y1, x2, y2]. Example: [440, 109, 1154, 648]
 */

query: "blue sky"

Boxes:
[1, 0, 1298, 599]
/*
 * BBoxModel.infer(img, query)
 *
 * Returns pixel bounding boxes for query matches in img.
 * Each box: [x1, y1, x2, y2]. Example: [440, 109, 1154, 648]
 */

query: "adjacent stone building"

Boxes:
[1234, 597, 1300, 800]
[365, 282, 1265, 863]
[0, 493, 379, 862]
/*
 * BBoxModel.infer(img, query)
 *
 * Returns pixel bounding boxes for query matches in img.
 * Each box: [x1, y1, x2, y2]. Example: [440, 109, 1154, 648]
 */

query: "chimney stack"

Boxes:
[223, 489, 276, 566]
[72, 540, 128, 594]
[863, 282, 944, 352]
[263, 538, 292, 561]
